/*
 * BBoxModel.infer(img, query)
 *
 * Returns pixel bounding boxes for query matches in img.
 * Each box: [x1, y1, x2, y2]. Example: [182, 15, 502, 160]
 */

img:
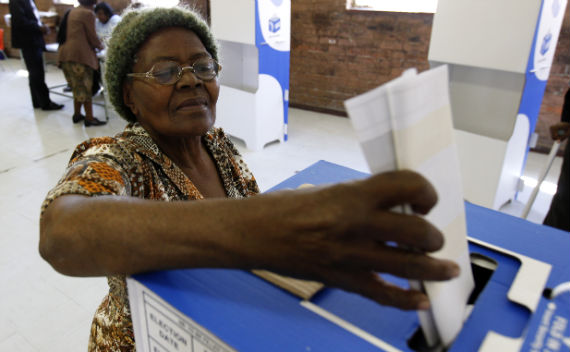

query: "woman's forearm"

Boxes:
[39, 194, 261, 276]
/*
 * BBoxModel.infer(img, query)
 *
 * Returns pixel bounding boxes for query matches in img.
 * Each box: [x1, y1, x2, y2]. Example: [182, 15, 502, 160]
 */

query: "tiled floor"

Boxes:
[0, 58, 563, 351]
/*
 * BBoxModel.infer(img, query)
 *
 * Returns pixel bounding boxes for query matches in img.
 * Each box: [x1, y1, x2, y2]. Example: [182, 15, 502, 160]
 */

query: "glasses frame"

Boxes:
[127, 58, 222, 85]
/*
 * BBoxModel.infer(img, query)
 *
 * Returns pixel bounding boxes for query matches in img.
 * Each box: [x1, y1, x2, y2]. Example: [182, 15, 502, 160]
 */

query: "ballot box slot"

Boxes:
[407, 253, 497, 351]
[467, 253, 498, 305]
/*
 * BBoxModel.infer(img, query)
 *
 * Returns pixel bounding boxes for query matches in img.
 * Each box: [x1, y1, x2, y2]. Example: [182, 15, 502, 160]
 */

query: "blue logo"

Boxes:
[552, 0, 561, 17]
[540, 32, 552, 55]
[271, 0, 284, 6]
[269, 16, 281, 33]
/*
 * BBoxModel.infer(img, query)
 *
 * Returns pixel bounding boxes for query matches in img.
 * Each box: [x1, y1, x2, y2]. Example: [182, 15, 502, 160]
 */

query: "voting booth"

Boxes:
[210, 0, 290, 151]
[126, 161, 570, 352]
[428, 0, 568, 210]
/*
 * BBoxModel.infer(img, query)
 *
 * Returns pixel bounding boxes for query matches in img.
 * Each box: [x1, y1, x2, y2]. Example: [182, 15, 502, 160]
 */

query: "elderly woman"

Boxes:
[58, 0, 106, 126]
[40, 6, 459, 351]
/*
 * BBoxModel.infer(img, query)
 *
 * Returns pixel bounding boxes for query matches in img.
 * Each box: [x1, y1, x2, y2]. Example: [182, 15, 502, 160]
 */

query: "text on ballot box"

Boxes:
[138, 286, 236, 352]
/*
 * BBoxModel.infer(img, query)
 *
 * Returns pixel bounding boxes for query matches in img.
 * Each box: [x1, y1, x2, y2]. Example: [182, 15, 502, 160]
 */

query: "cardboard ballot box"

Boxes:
[127, 161, 570, 352]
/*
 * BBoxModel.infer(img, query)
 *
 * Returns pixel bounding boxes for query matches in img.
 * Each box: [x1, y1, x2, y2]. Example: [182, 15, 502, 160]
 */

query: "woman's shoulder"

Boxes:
[73, 6, 96, 20]
[69, 127, 142, 164]
[69, 135, 124, 162]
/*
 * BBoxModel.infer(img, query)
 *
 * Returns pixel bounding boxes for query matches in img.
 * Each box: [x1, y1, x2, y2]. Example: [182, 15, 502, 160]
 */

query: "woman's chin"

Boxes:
[168, 115, 215, 136]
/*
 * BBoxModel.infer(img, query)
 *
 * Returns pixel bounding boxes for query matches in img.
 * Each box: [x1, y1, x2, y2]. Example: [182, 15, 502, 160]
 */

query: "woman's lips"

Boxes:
[176, 97, 209, 111]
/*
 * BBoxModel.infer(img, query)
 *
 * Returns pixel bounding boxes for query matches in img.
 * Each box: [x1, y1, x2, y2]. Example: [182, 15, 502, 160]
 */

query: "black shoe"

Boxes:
[72, 113, 85, 123]
[84, 117, 107, 127]
[42, 102, 65, 111]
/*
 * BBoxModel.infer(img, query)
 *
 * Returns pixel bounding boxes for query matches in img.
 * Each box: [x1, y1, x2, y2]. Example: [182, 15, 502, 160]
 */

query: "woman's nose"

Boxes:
[176, 67, 201, 88]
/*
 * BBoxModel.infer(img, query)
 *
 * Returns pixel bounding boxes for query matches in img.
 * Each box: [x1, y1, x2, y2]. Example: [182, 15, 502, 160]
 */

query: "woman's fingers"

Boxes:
[358, 170, 438, 215]
[321, 270, 430, 310]
[323, 244, 460, 281]
[348, 211, 444, 252]
[371, 246, 460, 280]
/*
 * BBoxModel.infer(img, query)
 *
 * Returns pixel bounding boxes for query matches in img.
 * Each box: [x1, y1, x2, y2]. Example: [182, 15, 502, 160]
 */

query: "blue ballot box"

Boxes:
[127, 161, 570, 352]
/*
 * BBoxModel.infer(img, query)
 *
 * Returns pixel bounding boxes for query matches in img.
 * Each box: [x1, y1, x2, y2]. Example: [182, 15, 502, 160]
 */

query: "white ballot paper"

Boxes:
[344, 65, 475, 347]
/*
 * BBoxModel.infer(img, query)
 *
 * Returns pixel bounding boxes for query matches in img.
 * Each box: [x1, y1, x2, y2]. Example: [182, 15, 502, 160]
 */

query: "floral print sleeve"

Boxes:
[40, 137, 138, 216]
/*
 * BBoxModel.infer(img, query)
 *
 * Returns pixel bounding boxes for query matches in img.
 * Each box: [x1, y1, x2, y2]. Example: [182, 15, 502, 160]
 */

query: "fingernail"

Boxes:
[417, 300, 430, 310]
[449, 264, 461, 278]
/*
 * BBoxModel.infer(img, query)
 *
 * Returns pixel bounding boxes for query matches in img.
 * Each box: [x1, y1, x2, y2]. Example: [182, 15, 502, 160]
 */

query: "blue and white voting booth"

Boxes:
[211, 0, 290, 151]
[429, 0, 567, 210]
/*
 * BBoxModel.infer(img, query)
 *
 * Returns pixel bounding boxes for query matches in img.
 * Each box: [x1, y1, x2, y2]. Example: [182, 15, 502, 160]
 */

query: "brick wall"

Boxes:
[289, 0, 570, 152]
[290, 0, 432, 114]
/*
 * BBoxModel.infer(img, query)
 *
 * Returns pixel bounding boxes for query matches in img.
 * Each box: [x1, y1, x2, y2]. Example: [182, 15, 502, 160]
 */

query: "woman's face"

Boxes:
[96, 10, 109, 24]
[124, 27, 220, 140]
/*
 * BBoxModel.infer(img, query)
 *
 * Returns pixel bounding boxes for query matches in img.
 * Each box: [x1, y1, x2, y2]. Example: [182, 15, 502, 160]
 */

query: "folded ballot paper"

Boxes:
[344, 65, 475, 347]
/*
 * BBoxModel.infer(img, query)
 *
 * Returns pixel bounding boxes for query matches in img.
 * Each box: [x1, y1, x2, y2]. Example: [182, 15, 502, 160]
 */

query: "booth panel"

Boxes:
[443, 63, 525, 142]
[210, 0, 256, 45]
[429, 0, 541, 73]
[455, 130, 506, 208]
[218, 40, 259, 92]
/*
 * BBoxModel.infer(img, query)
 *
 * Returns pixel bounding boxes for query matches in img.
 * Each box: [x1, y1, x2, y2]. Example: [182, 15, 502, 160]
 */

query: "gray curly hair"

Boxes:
[104, 5, 219, 122]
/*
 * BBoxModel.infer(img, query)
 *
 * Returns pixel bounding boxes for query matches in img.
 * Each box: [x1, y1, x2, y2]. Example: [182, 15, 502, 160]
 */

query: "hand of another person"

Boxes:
[550, 122, 570, 141]
[240, 170, 459, 311]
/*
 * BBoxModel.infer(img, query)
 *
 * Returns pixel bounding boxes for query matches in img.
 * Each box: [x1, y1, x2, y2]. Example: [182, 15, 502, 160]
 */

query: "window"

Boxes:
[347, 0, 438, 13]
[53, 0, 78, 5]
[137, 0, 180, 7]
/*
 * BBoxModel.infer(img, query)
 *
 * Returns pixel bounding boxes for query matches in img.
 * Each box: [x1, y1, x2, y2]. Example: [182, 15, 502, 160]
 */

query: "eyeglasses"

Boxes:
[127, 57, 222, 85]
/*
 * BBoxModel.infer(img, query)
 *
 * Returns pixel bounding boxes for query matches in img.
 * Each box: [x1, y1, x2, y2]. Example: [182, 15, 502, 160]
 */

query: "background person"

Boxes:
[8, 0, 64, 110]
[94, 2, 122, 45]
[543, 87, 570, 231]
[57, 0, 105, 126]
[40, 6, 460, 350]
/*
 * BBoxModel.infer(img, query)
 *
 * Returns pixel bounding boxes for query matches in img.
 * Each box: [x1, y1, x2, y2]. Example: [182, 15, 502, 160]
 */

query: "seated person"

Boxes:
[94, 1, 121, 45]
[40, 5, 460, 351]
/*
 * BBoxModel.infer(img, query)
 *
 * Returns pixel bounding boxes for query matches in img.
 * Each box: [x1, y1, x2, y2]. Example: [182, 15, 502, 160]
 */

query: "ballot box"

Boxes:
[127, 161, 570, 352]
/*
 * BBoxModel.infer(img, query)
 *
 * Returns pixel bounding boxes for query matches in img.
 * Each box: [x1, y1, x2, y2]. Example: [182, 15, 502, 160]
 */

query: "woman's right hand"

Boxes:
[236, 170, 460, 311]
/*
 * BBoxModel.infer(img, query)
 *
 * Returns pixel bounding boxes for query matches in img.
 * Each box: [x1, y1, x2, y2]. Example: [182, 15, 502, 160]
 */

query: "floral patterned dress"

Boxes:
[41, 123, 259, 351]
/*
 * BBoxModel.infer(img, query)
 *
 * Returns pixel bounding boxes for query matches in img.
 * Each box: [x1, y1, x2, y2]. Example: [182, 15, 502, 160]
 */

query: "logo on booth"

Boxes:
[552, 0, 561, 17]
[540, 32, 552, 56]
[269, 15, 281, 33]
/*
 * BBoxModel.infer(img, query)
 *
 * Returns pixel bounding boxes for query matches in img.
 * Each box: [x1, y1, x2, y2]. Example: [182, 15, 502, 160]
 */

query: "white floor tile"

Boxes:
[0, 333, 38, 352]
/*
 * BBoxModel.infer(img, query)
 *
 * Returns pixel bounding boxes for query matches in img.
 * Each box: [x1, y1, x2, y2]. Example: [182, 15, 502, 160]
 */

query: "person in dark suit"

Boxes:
[543, 88, 570, 232]
[9, 0, 64, 110]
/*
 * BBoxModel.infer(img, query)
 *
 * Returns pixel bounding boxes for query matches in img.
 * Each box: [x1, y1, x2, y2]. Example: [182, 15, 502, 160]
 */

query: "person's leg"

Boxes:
[84, 100, 93, 119]
[543, 143, 570, 231]
[78, 65, 105, 126]
[61, 62, 84, 123]
[20, 45, 49, 108]
[83, 100, 106, 126]
[72, 100, 85, 123]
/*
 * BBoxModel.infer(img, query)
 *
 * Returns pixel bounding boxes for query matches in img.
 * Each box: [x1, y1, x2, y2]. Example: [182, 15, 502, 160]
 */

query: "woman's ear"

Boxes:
[123, 82, 139, 117]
